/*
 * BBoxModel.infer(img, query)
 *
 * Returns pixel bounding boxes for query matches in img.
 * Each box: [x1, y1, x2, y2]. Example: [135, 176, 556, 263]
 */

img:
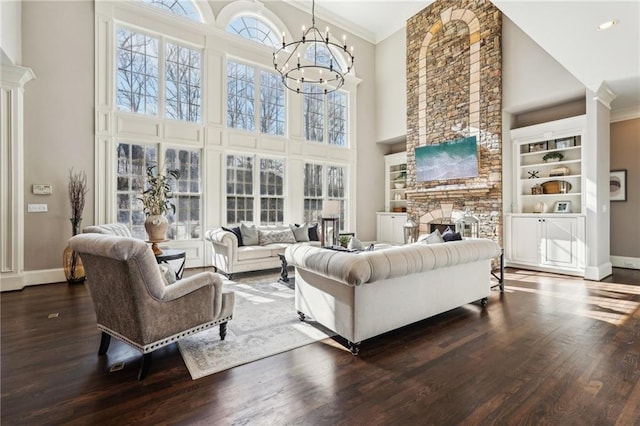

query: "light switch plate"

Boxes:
[32, 184, 53, 195]
[27, 204, 48, 213]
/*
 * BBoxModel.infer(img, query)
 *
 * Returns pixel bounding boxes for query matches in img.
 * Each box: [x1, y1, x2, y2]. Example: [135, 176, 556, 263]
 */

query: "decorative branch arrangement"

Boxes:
[68, 169, 88, 223]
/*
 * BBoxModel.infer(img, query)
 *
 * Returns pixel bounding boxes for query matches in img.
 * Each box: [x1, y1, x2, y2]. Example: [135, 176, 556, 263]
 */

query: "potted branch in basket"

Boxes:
[542, 152, 564, 163]
[139, 165, 180, 253]
[63, 169, 89, 284]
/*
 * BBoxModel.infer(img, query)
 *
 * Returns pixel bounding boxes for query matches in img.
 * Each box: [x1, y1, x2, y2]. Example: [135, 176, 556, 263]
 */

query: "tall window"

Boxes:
[226, 15, 280, 47]
[227, 62, 255, 131]
[226, 154, 285, 225]
[327, 91, 347, 145]
[227, 61, 285, 136]
[303, 84, 324, 142]
[165, 148, 201, 239]
[226, 155, 254, 224]
[303, 163, 347, 229]
[259, 158, 285, 224]
[116, 143, 158, 239]
[260, 71, 285, 135]
[166, 43, 202, 122]
[116, 28, 159, 115]
[303, 163, 323, 223]
[116, 26, 202, 122]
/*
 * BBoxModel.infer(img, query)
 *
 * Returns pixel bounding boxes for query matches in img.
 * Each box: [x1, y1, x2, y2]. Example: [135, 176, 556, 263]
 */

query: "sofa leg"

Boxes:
[98, 332, 111, 355]
[138, 353, 152, 381]
[348, 341, 361, 356]
[298, 311, 306, 322]
[220, 322, 228, 340]
[480, 297, 488, 307]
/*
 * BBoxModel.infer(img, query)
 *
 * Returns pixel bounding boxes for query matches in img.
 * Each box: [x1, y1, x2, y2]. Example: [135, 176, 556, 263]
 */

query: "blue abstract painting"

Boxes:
[415, 136, 479, 181]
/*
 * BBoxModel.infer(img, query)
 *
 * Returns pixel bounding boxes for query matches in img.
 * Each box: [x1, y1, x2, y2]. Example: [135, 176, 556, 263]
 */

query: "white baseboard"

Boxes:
[584, 262, 613, 281]
[1, 269, 63, 292]
[25, 268, 66, 286]
[610, 255, 640, 270]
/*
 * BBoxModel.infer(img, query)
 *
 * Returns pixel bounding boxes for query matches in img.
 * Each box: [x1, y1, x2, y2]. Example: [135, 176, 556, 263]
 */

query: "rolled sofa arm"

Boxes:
[204, 228, 239, 264]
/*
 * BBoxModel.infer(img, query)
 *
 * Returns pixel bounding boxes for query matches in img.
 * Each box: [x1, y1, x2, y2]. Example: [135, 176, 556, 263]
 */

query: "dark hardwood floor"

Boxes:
[2, 267, 639, 425]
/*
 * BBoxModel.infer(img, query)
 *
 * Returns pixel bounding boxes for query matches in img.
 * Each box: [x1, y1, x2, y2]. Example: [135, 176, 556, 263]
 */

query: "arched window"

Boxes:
[226, 15, 280, 48]
[142, 0, 202, 22]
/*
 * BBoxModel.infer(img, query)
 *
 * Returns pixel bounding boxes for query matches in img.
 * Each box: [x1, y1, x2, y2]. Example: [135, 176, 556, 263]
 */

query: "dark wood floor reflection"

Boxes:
[2, 267, 639, 425]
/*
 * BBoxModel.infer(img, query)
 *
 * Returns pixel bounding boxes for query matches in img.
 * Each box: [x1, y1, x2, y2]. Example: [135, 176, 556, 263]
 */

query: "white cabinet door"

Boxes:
[377, 213, 406, 244]
[506, 214, 585, 274]
[541, 217, 578, 268]
[508, 216, 540, 265]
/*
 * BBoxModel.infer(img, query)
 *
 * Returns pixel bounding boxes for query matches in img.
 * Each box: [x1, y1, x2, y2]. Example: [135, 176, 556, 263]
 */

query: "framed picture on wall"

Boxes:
[610, 169, 627, 201]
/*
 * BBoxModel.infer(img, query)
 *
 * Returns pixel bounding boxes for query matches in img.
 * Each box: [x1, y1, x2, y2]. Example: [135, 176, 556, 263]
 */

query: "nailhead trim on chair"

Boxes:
[97, 314, 233, 354]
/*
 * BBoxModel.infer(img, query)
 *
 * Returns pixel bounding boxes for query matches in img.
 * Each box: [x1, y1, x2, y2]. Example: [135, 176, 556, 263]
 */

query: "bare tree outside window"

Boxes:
[116, 27, 159, 115]
[328, 91, 347, 146]
[304, 84, 324, 142]
[227, 62, 255, 131]
[166, 43, 202, 122]
[260, 71, 285, 135]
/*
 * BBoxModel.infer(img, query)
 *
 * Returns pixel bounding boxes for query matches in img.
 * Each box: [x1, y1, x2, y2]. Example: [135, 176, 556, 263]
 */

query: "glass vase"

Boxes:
[63, 218, 86, 284]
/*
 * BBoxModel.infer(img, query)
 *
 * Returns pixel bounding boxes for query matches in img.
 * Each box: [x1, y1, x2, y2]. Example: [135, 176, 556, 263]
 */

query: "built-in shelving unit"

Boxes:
[384, 151, 407, 213]
[506, 115, 587, 276]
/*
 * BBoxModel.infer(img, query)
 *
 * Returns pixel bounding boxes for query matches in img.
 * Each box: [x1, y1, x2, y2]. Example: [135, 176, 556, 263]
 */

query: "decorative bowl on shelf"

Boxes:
[394, 182, 406, 189]
[542, 180, 572, 194]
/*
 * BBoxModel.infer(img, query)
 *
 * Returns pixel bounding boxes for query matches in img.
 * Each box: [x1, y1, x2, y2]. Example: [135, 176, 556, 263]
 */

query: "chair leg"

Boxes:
[98, 332, 111, 355]
[220, 322, 228, 340]
[138, 353, 152, 381]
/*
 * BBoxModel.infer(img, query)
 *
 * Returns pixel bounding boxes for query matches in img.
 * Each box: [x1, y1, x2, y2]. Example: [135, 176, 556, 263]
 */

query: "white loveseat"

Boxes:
[205, 225, 320, 278]
[285, 238, 501, 354]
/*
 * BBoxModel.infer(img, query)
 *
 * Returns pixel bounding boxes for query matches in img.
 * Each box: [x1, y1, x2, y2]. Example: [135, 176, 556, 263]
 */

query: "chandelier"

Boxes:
[273, 0, 354, 95]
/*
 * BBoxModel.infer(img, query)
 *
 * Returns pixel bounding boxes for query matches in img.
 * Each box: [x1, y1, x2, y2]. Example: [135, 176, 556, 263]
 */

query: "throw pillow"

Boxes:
[222, 226, 244, 246]
[348, 236, 365, 250]
[308, 223, 319, 241]
[295, 223, 319, 241]
[419, 229, 445, 244]
[258, 228, 297, 245]
[290, 223, 310, 242]
[240, 222, 259, 245]
[443, 231, 463, 242]
[159, 264, 176, 285]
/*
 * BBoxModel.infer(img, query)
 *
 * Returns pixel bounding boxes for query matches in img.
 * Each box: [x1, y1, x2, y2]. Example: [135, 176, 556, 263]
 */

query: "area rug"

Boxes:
[177, 275, 333, 379]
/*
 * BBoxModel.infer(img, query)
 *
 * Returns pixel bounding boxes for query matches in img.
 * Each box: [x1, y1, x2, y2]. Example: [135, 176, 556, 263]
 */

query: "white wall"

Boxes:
[1, 0, 22, 65]
[22, 0, 95, 272]
[502, 16, 585, 115]
[375, 27, 406, 143]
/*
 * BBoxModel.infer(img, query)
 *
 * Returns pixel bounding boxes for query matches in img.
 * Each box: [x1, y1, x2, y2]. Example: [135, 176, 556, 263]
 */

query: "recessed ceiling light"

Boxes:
[597, 19, 618, 31]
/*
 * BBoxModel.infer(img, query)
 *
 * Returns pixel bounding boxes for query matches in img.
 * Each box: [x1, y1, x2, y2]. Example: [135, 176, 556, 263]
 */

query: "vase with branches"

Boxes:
[139, 165, 180, 254]
[64, 169, 89, 284]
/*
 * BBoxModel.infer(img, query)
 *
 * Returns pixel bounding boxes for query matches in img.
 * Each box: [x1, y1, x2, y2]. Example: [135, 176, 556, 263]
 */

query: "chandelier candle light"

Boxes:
[273, 0, 354, 95]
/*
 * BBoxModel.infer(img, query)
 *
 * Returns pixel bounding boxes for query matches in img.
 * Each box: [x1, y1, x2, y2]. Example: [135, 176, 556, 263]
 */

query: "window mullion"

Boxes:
[158, 35, 166, 120]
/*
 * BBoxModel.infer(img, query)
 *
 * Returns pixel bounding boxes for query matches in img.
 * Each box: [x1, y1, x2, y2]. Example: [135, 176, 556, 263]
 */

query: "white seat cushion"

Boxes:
[237, 245, 275, 261]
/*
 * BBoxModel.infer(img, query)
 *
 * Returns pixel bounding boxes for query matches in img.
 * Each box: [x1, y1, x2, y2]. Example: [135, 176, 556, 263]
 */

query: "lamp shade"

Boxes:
[322, 200, 341, 217]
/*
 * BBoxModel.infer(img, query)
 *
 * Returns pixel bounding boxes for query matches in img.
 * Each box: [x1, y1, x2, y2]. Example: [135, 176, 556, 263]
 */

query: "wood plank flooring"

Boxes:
[2, 267, 639, 425]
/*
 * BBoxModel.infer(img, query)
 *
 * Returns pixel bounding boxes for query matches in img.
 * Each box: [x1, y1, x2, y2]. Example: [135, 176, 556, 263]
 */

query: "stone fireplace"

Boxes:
[406, 0, 503, 245]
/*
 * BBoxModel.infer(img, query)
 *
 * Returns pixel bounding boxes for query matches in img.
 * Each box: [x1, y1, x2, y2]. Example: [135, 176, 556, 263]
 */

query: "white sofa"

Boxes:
[205, 225, 320, 278]
[285, 238, 501, 354]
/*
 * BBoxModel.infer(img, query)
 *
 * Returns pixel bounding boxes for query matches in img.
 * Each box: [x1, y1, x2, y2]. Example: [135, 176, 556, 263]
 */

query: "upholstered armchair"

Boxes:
[69, 233, 234, 380]
[82, 223, 133, 237]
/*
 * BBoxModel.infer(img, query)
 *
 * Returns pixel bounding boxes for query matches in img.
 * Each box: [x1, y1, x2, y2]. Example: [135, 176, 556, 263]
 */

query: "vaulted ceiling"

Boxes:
[286, 0, 640, 115]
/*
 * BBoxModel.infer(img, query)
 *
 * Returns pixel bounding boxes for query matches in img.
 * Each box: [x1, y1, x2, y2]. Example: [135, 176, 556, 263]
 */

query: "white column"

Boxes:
[584, 83, 615, 281]
[1, 61, 35, 291]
